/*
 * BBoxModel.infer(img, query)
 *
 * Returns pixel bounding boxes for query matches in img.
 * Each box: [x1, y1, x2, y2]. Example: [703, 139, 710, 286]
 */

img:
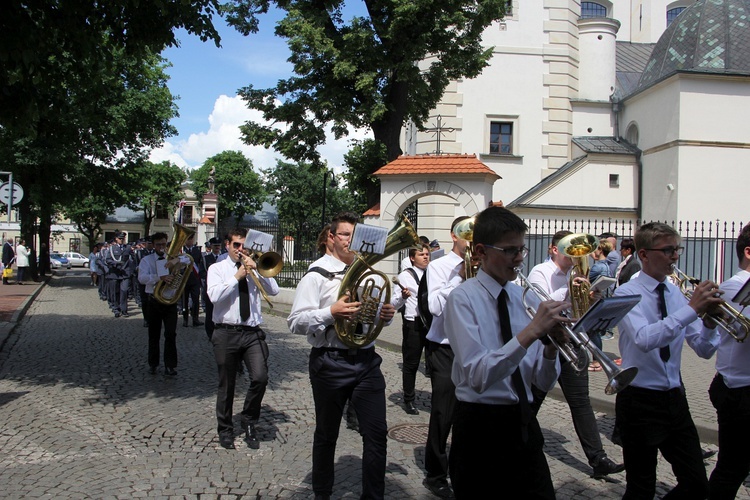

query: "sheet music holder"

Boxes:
[732, 276, 750, 307]
[244, 230, 274, 254]
[351, 224, 388, 255]
[572, 295, 642, 335]
[590, 275, 616, 293]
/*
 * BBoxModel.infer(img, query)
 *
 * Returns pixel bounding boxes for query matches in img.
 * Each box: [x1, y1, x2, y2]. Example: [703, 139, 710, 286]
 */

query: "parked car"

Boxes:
[37, 256, 62, 269]
[61, 252, 90, 268]
[50, 252, 72, 269]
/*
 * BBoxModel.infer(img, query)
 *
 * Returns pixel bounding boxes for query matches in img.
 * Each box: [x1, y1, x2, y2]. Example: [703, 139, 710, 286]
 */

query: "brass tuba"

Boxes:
[558, 233, 598, 318]
[335, 215, 420, 348]
[153, 223, 195, 305]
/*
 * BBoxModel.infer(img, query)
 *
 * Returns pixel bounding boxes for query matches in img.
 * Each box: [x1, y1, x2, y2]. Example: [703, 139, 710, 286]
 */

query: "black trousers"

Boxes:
[309, 347, 387, 499]
[139, 283, 149, 319]
[183, 281, 201, 320]
[203, 288, 215, 340]
[147, 298, 178, 369]
[708, 373, 750, 499]
[531, 360, 605, 467]
[401, 319, 427, 403]
[424, 341, 456, 482]
[616, 385, 708, 499]
[449, 401, 554, 499]
[212, 327, 269, 436]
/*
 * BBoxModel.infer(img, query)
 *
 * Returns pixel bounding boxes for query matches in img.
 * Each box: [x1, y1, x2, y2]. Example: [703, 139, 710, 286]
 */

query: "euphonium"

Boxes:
[335, 215, 420, 348]
[671, 266, 750, 342]
[153, 223, 195, 305]
[558, 233, 598, 318]
[515, 265, 638, 394]
[453, 216, 478, 278]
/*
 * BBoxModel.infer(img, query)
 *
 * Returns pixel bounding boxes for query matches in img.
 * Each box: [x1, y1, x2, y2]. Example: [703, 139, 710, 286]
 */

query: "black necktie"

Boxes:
[498, 289, 531, 440]
[656, 283, 671, 362]
[237, 262, 250, 321]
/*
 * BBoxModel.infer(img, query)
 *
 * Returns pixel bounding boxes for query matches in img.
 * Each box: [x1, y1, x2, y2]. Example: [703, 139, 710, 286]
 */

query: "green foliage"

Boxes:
[263, 160, 361, 229]
[342, 139, 386, 210]
[229, 0, 507, 166]
[0, 0, 223, 133]
[191, 151, 266, 225]
[125, 160, 187, 236]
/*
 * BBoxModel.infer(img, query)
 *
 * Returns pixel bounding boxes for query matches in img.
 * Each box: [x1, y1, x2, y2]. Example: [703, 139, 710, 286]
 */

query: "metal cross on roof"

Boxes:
[424, 115, 455, 155]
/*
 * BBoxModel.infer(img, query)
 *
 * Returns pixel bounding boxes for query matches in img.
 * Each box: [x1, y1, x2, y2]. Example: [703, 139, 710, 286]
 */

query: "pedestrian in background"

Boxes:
[15, 239, 30, 284]
[2, 237, 15, 284]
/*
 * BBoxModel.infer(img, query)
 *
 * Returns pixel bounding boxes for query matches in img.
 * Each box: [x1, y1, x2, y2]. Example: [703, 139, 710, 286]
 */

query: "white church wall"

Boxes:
[678, 77, 750, 143]
[571, 102, 613, 136]
[640, 147, 679, 222]
[621, 80, 681, 152]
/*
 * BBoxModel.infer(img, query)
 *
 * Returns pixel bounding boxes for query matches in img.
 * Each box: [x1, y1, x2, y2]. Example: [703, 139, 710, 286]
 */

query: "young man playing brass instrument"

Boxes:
[207, 227, 279, 450]
[444, 206, 568, 498]
[614, 222, 722, 498]
[288, 211, 396, 500]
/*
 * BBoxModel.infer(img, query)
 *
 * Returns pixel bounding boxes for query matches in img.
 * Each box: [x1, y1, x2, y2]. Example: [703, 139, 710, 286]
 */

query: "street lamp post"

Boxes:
[321, 169, 336, 229]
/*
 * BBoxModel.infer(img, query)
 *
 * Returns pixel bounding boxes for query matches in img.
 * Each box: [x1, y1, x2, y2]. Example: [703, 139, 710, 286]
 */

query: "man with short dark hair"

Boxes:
[208, 227, 279, 450]
[2, 238, 14, 284]
[614, 222, 722, 498]
[138, 232, 179, 376]
[182, 233, 204, 328]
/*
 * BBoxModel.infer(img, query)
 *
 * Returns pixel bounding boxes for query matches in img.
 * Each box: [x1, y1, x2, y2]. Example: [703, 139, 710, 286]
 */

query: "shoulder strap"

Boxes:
[405, 267, 419, 283]
[304, 266, 338, 280]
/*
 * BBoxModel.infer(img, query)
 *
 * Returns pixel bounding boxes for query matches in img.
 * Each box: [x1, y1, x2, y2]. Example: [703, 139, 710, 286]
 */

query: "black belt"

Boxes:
[215, 323, 261, 332]
[313, 346, 374, 357]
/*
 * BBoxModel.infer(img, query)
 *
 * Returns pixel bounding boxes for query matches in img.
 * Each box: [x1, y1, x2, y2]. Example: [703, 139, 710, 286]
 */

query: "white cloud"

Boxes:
[150, 94, 373, 175]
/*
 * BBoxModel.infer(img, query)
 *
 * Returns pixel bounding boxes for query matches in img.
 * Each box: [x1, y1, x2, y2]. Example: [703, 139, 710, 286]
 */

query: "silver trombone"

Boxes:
[514, 265, 638, 395]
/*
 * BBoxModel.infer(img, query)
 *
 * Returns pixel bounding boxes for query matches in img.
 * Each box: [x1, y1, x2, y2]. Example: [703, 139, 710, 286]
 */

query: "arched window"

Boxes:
[667, 7, 686, 25]
[581, 2, 607, 18]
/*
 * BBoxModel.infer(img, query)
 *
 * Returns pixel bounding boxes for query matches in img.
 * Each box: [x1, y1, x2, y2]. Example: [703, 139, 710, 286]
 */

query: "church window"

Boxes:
[155, 205, 170, 219]
[490, 122, 513, 154]
[667, 7, 686, 25]
[581, 2, 607, 18]
[610, 174, 620, 188]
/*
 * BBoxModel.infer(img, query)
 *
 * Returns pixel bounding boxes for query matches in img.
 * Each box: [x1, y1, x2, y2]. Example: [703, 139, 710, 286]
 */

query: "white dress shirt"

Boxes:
[614, 272, 719, 390]
[716, 269, 750, 388]
[425, 250, 465, 344]
[526, 258, 569, 302]
[391, 266, 424, 321]
[138, 252, 190, 294]
[207, 256, 279, 327]
[445, 269, 560, 404]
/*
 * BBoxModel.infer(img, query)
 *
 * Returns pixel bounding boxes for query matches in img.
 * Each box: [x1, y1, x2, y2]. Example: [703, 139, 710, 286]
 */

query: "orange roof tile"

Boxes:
[373, 154, 500, 178]
[363, 203, 381, 216]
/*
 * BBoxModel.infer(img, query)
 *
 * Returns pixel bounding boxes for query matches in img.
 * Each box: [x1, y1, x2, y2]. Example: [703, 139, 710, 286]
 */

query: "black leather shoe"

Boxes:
[114, 311, 121, 318]
[423, 478, 454, 499]
[183, 318, 189, 327]
[219, 434, 235, 449]
[592, 457, 625, 478]
[193, 319, 204, 327]
[404, 402, 419, 415]
[244, 423, 260, 449]
[165, 367, 177, 376]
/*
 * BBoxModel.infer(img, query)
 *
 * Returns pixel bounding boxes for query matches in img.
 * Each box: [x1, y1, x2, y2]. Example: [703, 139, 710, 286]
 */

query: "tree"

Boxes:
[126, 161, 187, 236]
[263, 160, 355, 229]
[191, 151, 266, 227]
[227, 0, 508, 204]
[0, 48, 179, 276]
[0, 0, 223, 133]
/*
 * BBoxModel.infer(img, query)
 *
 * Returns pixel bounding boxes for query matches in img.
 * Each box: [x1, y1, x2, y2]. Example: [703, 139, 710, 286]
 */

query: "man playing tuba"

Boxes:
[288, 211, 396, 500]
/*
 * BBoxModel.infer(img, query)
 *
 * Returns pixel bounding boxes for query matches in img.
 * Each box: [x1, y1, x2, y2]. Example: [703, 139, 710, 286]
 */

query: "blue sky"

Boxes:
[150, 8, 368, 173]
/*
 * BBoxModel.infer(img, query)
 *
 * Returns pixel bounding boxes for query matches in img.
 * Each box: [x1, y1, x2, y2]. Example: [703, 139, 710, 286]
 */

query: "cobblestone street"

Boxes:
[0, 274, 747, 498]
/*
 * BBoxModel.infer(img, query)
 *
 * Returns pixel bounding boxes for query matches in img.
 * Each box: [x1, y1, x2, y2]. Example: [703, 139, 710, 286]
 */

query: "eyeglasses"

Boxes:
[644, 246, 684, 256]
[231, 241, 244, 249]
[484, 244, 529, 258]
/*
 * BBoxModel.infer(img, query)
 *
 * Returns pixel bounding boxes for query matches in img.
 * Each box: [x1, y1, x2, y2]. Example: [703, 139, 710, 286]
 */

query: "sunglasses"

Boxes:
[231, 242, 244, 249]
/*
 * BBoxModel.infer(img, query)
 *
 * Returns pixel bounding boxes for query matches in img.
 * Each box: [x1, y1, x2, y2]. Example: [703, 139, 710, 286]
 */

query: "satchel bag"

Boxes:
[2, 267, 12, 279]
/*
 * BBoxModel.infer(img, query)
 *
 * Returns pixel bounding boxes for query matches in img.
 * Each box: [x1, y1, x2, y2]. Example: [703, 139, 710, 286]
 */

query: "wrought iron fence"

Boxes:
[232, 218, 746, 288]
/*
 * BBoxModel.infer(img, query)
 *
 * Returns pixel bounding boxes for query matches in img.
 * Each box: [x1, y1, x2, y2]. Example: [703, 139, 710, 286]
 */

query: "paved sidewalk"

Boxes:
[0, 275, 745, 498]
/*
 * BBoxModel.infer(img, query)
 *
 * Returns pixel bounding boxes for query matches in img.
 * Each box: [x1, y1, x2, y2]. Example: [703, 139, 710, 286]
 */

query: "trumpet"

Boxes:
[515, 265, 638, 395]
[240, 249, 283, 309]
[671, 266, 750, 342]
